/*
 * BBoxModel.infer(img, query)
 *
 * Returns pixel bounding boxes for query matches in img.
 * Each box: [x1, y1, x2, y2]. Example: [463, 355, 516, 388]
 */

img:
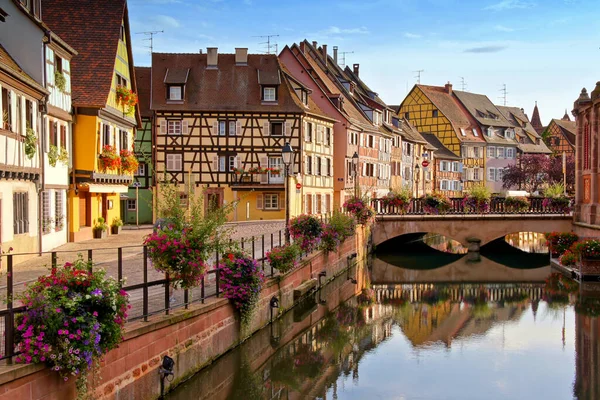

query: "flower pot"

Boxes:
[111, 226, 122, 235]
[93, 229, 107, 239]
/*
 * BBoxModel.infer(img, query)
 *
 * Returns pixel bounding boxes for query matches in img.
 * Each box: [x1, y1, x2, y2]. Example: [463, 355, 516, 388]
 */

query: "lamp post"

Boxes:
[282, 142, 294, 244]
[414, 164, 421, 198]
[351, 151, 359, 198]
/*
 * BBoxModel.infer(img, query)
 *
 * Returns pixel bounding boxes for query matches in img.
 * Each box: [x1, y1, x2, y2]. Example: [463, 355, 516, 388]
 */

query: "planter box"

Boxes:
[581, 258, 600, 275]
[93, 229, 107, 239]
[111, 226, 122, 235]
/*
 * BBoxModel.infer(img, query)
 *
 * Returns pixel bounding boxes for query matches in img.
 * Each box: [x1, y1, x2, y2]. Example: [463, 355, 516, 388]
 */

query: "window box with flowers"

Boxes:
[544, 232, 579, 258]
[120, 149, 139, 175]
[115, 86, 138, 117]
[266, 243, 300, 274]
[504, 196, 529, 213]
[343, 196, 375, 225]
[14, 257, 129, 398]
[572, 239, 600, 275]
[381, 187, 412, 214]
[98, 145, 121, 173]
[422, 192, 451, 215]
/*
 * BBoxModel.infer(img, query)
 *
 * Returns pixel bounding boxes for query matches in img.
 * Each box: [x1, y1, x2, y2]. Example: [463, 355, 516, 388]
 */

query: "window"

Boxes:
[102, 124, 111, 146]
[506, 148, 515, 159]
[168, 120, 182, 135]
[432, 110, 438, 118]
[487, 146, 496, 158]
[373, 111, 382, 126]
[136, 162, 146, 176]
[218, 121, 226, 136]
[42, 191, 51, 234]
[306, 123, 313, 142]
[473, 147, 481, 158]
[473, 167, 481, 181]
[325, 127, 331, 146]
[13, 192, 29, 235]
[166, 153, 182, 171]
[472, 128, 478, 137]
[270, 122, 283, 136]
[404, 112, 410, 119]
[120, 23, 125, 42]
[441, 180, 449, 190]
[440, 161, 448, 172]
[1, 88, 11, 131]
[50, 122, 58, 147]
[497, 147, 505, 159]
[119, 130, 129, 151]
[325, 194, 331, 214]
[460, 128, 466, 137]
[315, 194, 322, 213]
[316, 156, 322, 175]
[60, 125, 66, 149]
[127, 199, 136, 211]
[367, 135, 375, 148]
[306, 155, 312, 174]
[487, 127, 493, 137]
[55, 55, 63, 73]
[168, 85, 183, 101]
[263, 87, 276, 102]
[497, 168, 504, 182]
[452, 162, 460, 172]
[179, 193, 188, 207]
[218, 155, 226, 172]
[55, 191, 63, 231]
[228, 155, 236, 172]
[264, 194, 279, 210]
[326, 158, 331, 176]
[349, 131, 358, 145]
[488, 167, 496, 182]
[15, 95, 22, 134]
[25, 99, 33, 130]
[229, 121, 237, 136]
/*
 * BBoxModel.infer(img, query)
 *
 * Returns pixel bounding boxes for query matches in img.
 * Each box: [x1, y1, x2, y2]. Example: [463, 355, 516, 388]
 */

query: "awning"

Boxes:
[83, 183, 129, 194]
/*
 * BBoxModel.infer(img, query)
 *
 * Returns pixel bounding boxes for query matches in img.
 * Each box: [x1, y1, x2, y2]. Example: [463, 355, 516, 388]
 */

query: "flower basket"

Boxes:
[343, 196, 375, 224]
[15, 257, 129, 396]
[559, 250, 577, 267]
[544, 232, 579, 258]
[422, 192, 451, 215]
[115, 86, 138, 117]
[219, 252, 264, 325]
[504, 196, 529, 213]
[381, 193, 411, 214]
[98, 145, 121, 172]
[120, 149, 138, 175]
[461, 196, 489, 213]
[289, 214, 324, 252]
[542, 196, 571, 213]
[319, 224, 341, 253]
[266, 243, 300, 274]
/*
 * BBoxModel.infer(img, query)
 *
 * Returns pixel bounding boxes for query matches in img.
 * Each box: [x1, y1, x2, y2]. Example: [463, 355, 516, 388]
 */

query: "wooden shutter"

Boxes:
[478, 168, 484, 181]
[182, 120, 189, 135]
[236, 120, 241, 136]
[312, 194, 316, 214]
[212, 120, 218, 135]
[263, 121, 270, 136]
[234, 156, 240, 168]
[160, 120, 167, 134]
[329, 158, 333, 177]
[256, 194, 263, 210]
[284, 121, 291, 136]
[212, 155, 219, 171]
[304, 122, 309, 142]
[260, 157, 269, 183]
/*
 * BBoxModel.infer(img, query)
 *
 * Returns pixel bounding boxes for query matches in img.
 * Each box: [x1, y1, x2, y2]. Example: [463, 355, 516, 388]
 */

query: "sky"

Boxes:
[128, 0, 600, 126]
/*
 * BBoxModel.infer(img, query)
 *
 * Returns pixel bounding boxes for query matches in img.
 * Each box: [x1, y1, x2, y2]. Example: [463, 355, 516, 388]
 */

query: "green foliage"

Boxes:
[93, 217, 108, 232]
[111, 217, 123, 228]
[422, 192, 451, 215]
[266, 243, 300, 274]
[54, 71, 67, 93]
[48, 145, 59, 167]
[24, 127, 37, 159]
[545, 182, 565, 198]
[327, 211, 356, 242]
[504, 196, 529, 212]
[466, 184, 491, 202]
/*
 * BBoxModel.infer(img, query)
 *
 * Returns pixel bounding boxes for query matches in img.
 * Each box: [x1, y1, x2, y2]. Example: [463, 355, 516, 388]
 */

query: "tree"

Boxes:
[548, 154, 575, 193]
[502, 154, 550, 194]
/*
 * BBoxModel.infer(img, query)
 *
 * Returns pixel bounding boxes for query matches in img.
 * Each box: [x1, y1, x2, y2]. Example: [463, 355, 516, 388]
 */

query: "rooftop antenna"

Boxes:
[460, 77, 467, 91]
[414, 69, 424, 84]
[253, 34, 279, 54]
[339, 50, 354, 68]
[499, 84, 508, 106]
[136, 30, 164, 54]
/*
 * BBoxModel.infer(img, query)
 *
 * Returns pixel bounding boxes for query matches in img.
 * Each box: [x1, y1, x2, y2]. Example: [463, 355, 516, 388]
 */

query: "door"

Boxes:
[79, 192, 88, 227]
[268, 157, 284, 184]
[204, 188, 224, 213]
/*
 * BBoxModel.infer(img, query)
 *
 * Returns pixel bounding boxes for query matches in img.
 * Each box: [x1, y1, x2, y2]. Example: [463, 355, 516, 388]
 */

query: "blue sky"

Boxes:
[128, 0, 600, 125]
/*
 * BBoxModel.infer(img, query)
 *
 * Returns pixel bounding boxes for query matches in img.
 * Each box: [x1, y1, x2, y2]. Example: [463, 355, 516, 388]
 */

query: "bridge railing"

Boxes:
[372, 197, 573, 216]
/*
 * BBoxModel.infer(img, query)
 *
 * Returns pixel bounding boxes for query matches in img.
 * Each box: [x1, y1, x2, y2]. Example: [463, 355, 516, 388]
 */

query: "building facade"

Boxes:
[543, 118, 576, 156]
[44, 0, 139, 241]
[421, 133, 463, 197]
[150, 49, 334, 222]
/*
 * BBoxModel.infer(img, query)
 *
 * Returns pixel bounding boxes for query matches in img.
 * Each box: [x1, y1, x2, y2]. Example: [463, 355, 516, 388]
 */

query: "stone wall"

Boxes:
[0, 226, 368, 400]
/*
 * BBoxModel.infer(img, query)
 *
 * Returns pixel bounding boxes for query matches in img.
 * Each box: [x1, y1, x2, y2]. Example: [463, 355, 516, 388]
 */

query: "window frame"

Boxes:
[262, 86, 277, 102]
[127, 199, 137, 211]
[270, 121, 283, 137]
[136, 162, 146, 176]
[165, 152, 183, 172]
[167, 120, 183, 135]
[264, 193, 279, 210]
[167, 85, 183, 101]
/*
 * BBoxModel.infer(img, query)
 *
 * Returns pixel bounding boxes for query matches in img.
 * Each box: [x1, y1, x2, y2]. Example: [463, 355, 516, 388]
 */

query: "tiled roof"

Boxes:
[279, 65, 333, 121]
[135, 66, 151, 118]
[453, 90, 513, 128]
[152, 52, 309, 114]
[164, 68, 189, 84]
[552, 119, 577, 146]
[420, 133, 461, 160]
[416, 84, 484, 143]
[42, 0, 128, 108]
[0, 44, 47, 94]
[400, 118, 428, 144]
[495, 105, 551, 154]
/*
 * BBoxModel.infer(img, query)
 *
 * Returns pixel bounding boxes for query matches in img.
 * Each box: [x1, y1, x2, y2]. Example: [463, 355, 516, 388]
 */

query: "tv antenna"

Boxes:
[414, 69, 424, 84]
[460, 77, 467, 91]
[136, 30, 164, 54]
[253, 34, 279, 54]
[339, 50, 354, 68]
[499, 84, 508, 106]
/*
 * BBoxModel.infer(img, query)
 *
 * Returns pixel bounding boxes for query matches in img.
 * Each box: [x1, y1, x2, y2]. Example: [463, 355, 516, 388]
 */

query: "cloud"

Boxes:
[484, 0, 535, 11]
[464, 45, 508, 53]
[494, 24, 515, 32]
[148, 15, 181, 29]
[404, 32, 422, 39]
[321, 26, 370, 35]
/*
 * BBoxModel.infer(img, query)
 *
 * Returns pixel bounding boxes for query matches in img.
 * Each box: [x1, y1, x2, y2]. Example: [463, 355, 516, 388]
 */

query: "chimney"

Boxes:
[207, 47, 218, 69]
[353, 63, 359, 76]
[322, 44, 328, 66]
[333, 46, 338, 65]
[445, 81, 452, 95]
[199, 49, 203, 54]
[235, 48, 248, 66]
[312, 41, 317, 48]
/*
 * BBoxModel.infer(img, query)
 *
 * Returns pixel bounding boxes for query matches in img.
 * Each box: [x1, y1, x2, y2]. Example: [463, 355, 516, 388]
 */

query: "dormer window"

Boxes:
[487, 127, 494, 137]
[373, 111, 382, 126]
[164, 68, 190, 103]
[263, 87, 277, 102]
[301, 90, 308, 106]
[168, 85, 183, 101]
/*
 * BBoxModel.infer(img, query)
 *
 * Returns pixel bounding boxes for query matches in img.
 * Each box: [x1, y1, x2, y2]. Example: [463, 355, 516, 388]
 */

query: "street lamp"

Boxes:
[351, 152, 359, 198]
[414, 164, 421, 198]
[282, 142, 294, 244]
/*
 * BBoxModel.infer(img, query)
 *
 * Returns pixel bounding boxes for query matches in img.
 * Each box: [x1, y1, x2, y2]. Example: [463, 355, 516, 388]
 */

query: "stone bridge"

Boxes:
[372, 214, 573, 249]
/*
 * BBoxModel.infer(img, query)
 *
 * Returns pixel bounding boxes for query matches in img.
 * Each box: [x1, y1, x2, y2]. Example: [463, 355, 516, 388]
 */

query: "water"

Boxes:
[167, 236, 599, 400]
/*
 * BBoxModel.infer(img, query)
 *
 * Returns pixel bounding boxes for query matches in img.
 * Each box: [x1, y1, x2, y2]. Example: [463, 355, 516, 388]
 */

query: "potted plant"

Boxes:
[462, 184, 490, 213]
[54, 70, 66, 93]
[24, 125, 37, 160]
[48, 144, 59, 167]
[93, 217, 108, 239]
[381, 186, 412, 214]
[542, 183, 571, 213]
[422, 192, 452, 215]
[544, 231, 579, 258]
[115, 86, 138, 117]
[572, 239, 600, 274]
[504, 196, 529, 213]
[111, 217, 123, 235]
[58, 146, 69, 166]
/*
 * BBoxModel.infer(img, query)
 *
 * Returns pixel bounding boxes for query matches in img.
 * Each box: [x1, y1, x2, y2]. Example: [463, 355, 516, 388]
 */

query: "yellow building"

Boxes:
[150, 49, 335, 222]
[43, 0, 140, 241]
[398, 83, 486, 191]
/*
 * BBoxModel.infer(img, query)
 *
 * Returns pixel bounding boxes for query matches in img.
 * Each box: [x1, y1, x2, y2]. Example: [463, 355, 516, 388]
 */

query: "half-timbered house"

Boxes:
[543, 118, 576, 156]
[43, 0, 140, 242]
[421, 133, 463, 197]
[150, 48, 335, 221]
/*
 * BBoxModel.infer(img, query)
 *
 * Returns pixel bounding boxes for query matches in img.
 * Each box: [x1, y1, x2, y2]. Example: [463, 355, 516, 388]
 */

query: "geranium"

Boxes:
[219, 252, 265, 325]
[115, 86, 138, 117]
[544, 231, 579, 258]
[343, 196, 375, 224]
[422, 192, 451, 215]
[120, 149, 139, 175]
[289, 214, 324, 252]
[381, 187, 412, 214]
[267, 243, 300, 274]
[143, 225, 207, 289]
[560, 250, 578, 266]
[571, 239, 600, 260]
[15, 258, 129, 397]
[98, 145, 121, 172]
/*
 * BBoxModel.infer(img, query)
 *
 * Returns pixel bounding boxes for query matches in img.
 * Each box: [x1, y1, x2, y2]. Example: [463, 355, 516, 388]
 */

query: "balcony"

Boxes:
[230, 170, 284, 189]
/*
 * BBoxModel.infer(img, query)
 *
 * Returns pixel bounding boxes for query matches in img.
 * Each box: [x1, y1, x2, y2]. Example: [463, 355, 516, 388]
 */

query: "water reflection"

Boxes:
[422, 233, 468, 254]
[505, 232, 549, 253]
[168, 269, 600, 400]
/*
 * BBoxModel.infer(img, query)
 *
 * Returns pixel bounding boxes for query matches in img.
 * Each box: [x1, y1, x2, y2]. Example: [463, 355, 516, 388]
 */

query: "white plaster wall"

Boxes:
[0, 180, 38, 247]
[41, 188, 68, 252]
[43, 116, 69, 186]
[45, 47, 72, 112]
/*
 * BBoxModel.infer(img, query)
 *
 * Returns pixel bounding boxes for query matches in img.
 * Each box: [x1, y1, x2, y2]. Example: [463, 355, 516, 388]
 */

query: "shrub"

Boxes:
[504, 196, 529, 212]
[462, 184, 490, 213]
[266, 243, 300, 274]
[544, 231, 579, 257]
[560, 250, 577, 266]
[545, 182, 565, 198]
[15, 258, 129, 397]
[571, 239, 600, 260]
[422, 192, 451, 215]
[219, 252, 265, 325]
[343, 196, 375, 224]
[289, 214, 323, 251]
[327, 211, 356, 242]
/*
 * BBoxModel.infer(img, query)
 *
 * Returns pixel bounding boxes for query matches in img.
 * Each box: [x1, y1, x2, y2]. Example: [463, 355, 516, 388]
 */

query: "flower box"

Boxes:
[581, 257, 600, 275]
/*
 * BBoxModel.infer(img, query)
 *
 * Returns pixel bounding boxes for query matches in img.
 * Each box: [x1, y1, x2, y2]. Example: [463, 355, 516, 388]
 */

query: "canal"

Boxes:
[167, 233, 600, 400]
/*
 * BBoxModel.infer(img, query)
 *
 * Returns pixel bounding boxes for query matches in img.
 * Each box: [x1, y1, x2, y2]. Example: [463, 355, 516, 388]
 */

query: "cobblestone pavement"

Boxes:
[1, 219, 286, 318]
